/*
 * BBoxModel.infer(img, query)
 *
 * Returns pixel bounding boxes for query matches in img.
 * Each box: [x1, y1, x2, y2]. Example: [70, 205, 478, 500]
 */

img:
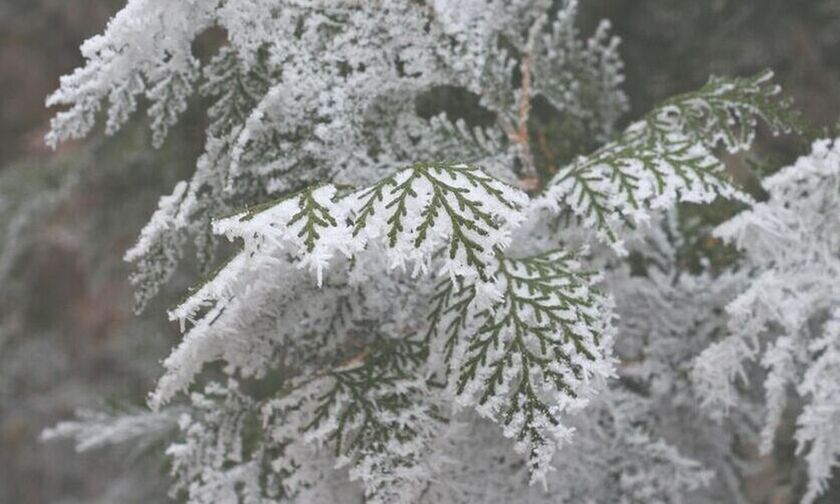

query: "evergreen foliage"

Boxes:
[40, 1, 837, 502]
[694, 138, 840, 503]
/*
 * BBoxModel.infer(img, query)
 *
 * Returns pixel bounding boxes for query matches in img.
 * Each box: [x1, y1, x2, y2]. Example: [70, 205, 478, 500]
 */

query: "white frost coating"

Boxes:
[215, 185, 359, 287]
[124, 181, 188, 263]
[145, 161, 620, 492]
[46, 0, 626, 313]
[42, 0, 812, 501]
[156, 164, 534, 409]
[534, 126, 744, 254]
[45, 0, 214, 148]
[533, 70, 794, 254]
[348, 163, 528, 281]
[694, 138, 840, 503]
[41, 408, 180, 452]
[429, 250, 617, 482]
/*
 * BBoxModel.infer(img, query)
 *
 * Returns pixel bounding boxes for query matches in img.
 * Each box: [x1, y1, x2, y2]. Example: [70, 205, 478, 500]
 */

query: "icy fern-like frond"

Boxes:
[430, 250, 615, 481]
[796, 310, 840, 503]
[536, 71, 799, 252]
[532, 1, 627, 144]
[153, 162, 616, 488]
[41, 407, 180, 453]
[350, 163, 527, 280]
[265, 338, 442, 504]
[218, 184, 356, 288]
[693, 138, 840, 503]
[659, 70, 798, 153]
[44, 0, 215, 148]
[203, 162, 527, 294]
[154, 163, 527, 408]
[47, 0, 628, 311]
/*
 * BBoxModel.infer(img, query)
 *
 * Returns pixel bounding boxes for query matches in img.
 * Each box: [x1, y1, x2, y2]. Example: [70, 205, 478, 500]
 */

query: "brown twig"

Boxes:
[536, 130, 558, 175]
[505, 14, 547, 191]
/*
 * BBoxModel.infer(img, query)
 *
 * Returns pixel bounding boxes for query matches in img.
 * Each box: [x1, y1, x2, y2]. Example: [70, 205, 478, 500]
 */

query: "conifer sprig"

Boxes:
[538, 70, 801, 252]
[432, 250, 615, 480]
[351, 162, 526, 278]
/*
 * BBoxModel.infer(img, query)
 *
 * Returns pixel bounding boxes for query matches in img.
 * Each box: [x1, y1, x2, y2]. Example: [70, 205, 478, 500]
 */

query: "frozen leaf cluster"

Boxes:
[41, 0, 816, 502]
[694, 138, 840, 503]
[46, 0, 628, 312]
[536, 71, 797, 253]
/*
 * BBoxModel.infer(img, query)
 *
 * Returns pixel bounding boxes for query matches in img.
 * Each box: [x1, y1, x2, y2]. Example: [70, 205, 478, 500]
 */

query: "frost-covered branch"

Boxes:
[535, 71, 799, 253]
[694, 138, 840, 503]
[40, 0, 819, 501]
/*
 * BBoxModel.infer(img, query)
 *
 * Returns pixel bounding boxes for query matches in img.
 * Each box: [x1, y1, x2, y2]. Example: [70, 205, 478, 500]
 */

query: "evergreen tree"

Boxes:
[43, 1, 838, 502]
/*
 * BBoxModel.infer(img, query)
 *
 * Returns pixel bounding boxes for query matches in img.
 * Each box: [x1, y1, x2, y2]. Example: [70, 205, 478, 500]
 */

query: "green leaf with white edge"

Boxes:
[159, 162, 530, 409]
[266, 338, 442, 504]
[350, 162, 528, 281]
[193, 162, 528, 299]
[428, 249, 616, 482]
[657, 70, 801, 153]
[168, 183, 354, 329]
[536, 71, 801, 253]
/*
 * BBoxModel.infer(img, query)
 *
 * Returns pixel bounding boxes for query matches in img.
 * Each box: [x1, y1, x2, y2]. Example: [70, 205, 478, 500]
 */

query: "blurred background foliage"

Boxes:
[0, 0, 837, 502]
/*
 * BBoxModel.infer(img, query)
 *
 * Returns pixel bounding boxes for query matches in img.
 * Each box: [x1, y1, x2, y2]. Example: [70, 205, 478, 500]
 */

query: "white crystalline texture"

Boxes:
[41, 0, 817, 502]
[535, 70, 793, 254]
[46, 0, 627, 311]
[694, 138, 840, 503]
